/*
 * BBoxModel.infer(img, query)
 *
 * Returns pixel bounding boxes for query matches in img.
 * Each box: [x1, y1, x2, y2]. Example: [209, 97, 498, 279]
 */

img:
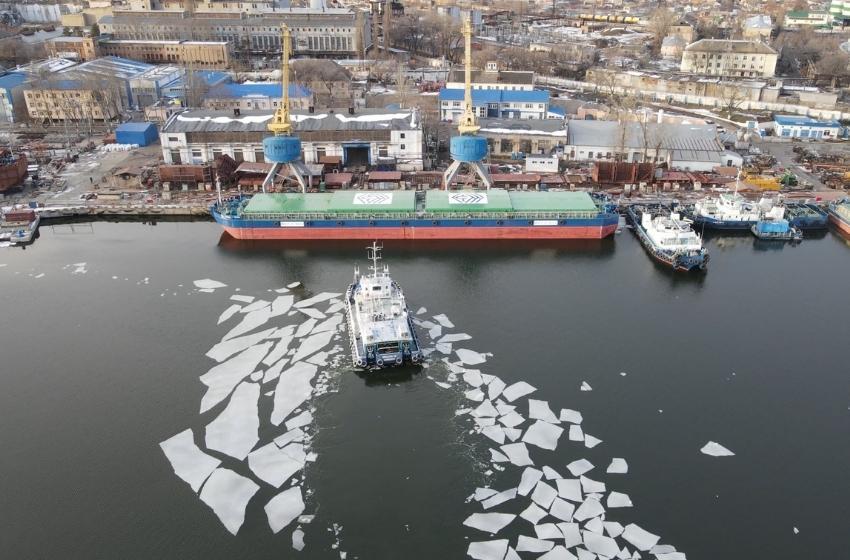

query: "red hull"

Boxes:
[224, 225, 619, 240]
[830, 213, 850, 236]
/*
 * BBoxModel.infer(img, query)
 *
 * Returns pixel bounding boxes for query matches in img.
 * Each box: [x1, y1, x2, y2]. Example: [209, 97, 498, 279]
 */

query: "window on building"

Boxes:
[170, 150, 182, 164]
[378, 146, 388, 157]
[168, 136, 178, 142]
[233, 149, 244, 162]
[400, 133, 405, 139]
[400, 144, 406, 150]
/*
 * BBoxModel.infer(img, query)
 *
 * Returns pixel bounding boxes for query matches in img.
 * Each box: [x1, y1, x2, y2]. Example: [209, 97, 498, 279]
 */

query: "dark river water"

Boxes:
[2, 220, 850, 560]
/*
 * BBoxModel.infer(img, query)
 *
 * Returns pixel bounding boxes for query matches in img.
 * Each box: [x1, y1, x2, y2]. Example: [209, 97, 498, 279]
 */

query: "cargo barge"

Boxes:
[827, 199, 850, 236]
[211, 190, 619, 240]
[784, 202, 828, 230]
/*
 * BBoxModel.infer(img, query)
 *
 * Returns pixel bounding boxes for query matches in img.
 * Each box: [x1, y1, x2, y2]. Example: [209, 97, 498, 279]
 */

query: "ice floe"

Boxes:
[439, 333, 472, 344]
[194, 279, 227, 290]
[285, 410, 313, 431]
[467, 540, 508, 560]
[520, 503, 548, 524]
[549, 497, 576, 521]
[206, 328, 277, 362]
[463, 513, 516, 534]
[292, 528, 306, 551]
[584, 434, 602, 448]
[522, 420, 563, 450]
[501, 381, 536, 402]
[456, 348, 487, 366]
[559, 408, 583, 424]
[621, 524, 660, 551]
[265, 486, 305, 533]
[607, 458, 628, 474]
[517, 467, 544, 496]
[700, 441, 735, 457]
[606, 491, 633, 508]
[573, 497, 605, 521]
[293, 292, 340, 309]
[290, 330, 334, 363]
[432, 313, 455, 328]
[583, 531, 621, 558]
[580, 381, 592, 391]
[568, 425, 584, 442]
[217, 304, 242, 324]
[517, 535, 555, 553]
[199, 342, 272, 413]
[159, 429, 221, 492]
[555, 478, 583, 502]
[198, 468, 259, 535]
[247, 442, 303, 488]
[205, 381, 260, 460]
[271, 361, 318, 426]
[580, 475, 606, 494]
[500, 442, 534, 467]
[481, 488, 516, 509]
[566, 458, 594, 477]
[534, 523, 563, 540]
[530, 481, 558, 509]
[223, 306, 273, 341]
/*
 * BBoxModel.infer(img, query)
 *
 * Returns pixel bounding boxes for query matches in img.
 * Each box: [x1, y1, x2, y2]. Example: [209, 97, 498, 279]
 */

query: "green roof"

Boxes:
[425, 190, 514, 212]
[508, 191, 597, 212]
[243, 191, 416, 214]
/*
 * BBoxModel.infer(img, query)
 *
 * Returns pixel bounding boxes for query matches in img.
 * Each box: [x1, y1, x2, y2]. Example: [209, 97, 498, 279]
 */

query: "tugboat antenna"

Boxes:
[367, 241, 383, 276]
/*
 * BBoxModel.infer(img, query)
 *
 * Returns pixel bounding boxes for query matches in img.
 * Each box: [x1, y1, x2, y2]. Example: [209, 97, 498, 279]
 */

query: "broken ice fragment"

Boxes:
[500, 442, 534, 467]
[222, 306, 273, 341]
[501, 381, 536, 402]
[522, 420, 564, 450]
[474, 488, 498, 501]
[572, 497, 605, 521]
[607, 491, 633, 508]
[294, 292, 341, 309]
[312, 314, 343, 334]
[436, 342, 452, 354]
[530, 481, 558, 509]
[568, 425, 584, 442]
[463, 369, 484, 387]
[287, 281, 301, 289]
[604, 521, 625, 538]
[534, 523, 563, 540]
[517, 467, 543, 496]
[566, 459, 593, 476]
[498, 411, 525, 429]
[194, 279, 227, 290]
[271, 362, 318, 426]
[528, 399, 560, 423]
[467, 540, 508, 560]
[555, 478, 583, 502]
[482, 425, 506, 445]
[432, 313, 455, 328]
[580, 475, 605, 494]
[700, 441, 735, 457]
[481, 488, 516, 510]
[548, 497, 576, 522]
[503, 428, 522, 441]
[291, 330, 334, 363]
[416, 306, 426, 315]
[265, 486, 306, 534]
[198, 468, 259, 535]
[462, 513, 516, 534]
[435, 381, 452, 389]
[487, 377, 506, 401]
[580, 381, 592, 391]
[542, 466, 562, 480]
[217, 304, 242, 325]
[607, 458, 628, 474]
[520, 503, 548, 524]
[206, 328, 277, 362]
[793, 527, 799, 534]
[582, 531, 621, 558]
[204, 381, 260, 460]
[439, 333, 472, 344]
[456, 348, 487, 366]
[273, 427, 305, 448]
[200, 342, 272, 413]
[516, 535, 555, 553]
[285, 410, 313, 431]
[621, 524, 660, 551]
[538, 545, 575, 560]
[428, 325, 442, 339]
[559, 408, 583, 424]
[559, 522, 582, 548]
[465, 388, 485, 402]
[159, 428, 221, 492]
[292, 528, 305, 551]
[584, 435, 602, 448]
[473, 400, 500, 418]
[247, 442, 303, 488]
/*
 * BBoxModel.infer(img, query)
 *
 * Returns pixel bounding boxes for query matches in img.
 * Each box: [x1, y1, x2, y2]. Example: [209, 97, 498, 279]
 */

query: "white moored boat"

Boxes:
[345, 243, 422, 369]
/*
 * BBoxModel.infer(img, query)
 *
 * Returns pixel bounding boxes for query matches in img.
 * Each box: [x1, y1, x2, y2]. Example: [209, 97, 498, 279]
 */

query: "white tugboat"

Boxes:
[687, 170, 774, 230]
[345, 242, 422, 369]
[750, 205, 803, 242]
[627, 205, 708, 272]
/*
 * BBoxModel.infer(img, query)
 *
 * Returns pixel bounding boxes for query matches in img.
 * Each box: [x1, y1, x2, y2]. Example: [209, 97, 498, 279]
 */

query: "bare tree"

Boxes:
[717, 84, 745, 120]
[646, 8, 678, 55]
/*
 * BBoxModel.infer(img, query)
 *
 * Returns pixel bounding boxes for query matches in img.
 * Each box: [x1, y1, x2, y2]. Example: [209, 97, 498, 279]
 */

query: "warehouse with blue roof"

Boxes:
[202, 82, 313, 111]
[439, 88, 552, 121]
[773, 115, 846, 140]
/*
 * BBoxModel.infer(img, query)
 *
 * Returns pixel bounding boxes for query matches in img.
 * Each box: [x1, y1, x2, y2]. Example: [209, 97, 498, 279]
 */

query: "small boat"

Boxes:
[687, 169, 775, 230]
[1, 207, 40, 246]
[345, 242, 423, 369]
[784, 202, 828, 230]
[827, 198, 850, 236]
[750, 206, 802, 242]
[627, 205, 708, 272]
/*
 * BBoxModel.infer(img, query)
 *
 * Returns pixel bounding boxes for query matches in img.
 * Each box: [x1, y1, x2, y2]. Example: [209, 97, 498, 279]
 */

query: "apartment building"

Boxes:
[680, 39, 778, 78]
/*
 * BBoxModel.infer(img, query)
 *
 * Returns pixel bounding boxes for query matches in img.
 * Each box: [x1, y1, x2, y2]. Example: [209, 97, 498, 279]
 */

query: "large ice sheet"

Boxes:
[528, 399, 560, 424]
[522, 420, 564, 450]
[206, 328, 277, 362]
[265, 486, 306, 533]
[200, 343, 272, 413]
[481, 488, 516, 509]
[269, 295, 295, 318]
[517, 467, 544, 496]
[273, 427, 305, 448]
[467, 540, 508, 560]
[290, 330, 335, 363]
[559, 409, 583, 424]
[312, 314, 343, 334]
[607, 491, 633, 508]
[263, 330, 294, 367]
[432, 313, 455, 328]
[572, 497, 605, 521]
[607, 458, 628, 474]
[294, 292, 341, 309]
[583, 531, 620, 558]
[217, 304, 242, 325]
[456, 348, 487, 366]
[621, 524, 660, 551]
[566, 459, 594, 477]
[530, 481, 558, 509]
[501, 381, 536, 402]
[463, 513, 516, 534]
[700, 441, 735, 457]
[205, 382, 260, 460]
[223, 306, 273, 341]
[517, 536, 555, 553]
[159, 428, 221, 492]
[198, 468, 259, 535]
[247, 441, 303, 487]
[555, 478, 583, 502]
[500, 442, 534, 467]
[271, 362, 318, 426]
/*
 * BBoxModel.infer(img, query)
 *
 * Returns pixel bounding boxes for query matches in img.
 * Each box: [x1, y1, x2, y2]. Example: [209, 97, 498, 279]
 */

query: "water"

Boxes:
[2, 221, 850, 559]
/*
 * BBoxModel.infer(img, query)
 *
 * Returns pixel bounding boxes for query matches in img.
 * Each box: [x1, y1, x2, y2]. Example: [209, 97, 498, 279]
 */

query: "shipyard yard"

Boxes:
[2, 221, 850, 560]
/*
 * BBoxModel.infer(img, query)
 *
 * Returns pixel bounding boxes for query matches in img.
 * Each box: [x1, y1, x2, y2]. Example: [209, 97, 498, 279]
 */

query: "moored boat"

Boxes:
[750, 206, 802, 242]
[827, 198, 850, 236]
[211, 189, 620, 240]
[1, 207, 40, 246]
[627, 205, 708, 272]
[345, 242, 422, 369]
[784, 202, 828, 230]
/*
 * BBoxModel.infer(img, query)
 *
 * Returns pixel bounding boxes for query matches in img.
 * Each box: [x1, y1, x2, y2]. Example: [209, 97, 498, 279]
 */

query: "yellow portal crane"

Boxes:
[456, 16, 479, 136]
[268, 24, 293, 136]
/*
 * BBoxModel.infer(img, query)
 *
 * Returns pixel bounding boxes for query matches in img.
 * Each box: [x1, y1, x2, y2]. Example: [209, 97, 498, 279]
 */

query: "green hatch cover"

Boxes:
[508, 191, 597, 212]
[425, 190, 513, 213]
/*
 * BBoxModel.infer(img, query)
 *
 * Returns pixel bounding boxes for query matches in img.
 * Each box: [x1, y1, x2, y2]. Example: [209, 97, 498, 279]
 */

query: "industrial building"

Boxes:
[98, 39, 231, 69]
[445, 63, 535, 91]
[681, 39, 778, 79]
[202, 83, 313, 112]
[773, 115, 845, 139]
[159, 108, 424, 171]
[439, 89, 552, 121]
[0, 72, 27, 123]
[129, 65, 183, 109]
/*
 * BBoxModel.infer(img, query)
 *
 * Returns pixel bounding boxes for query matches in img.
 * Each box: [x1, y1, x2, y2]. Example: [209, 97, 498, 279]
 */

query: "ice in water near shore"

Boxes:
[415, 312, 686, 559]
[701, 441, 735, 457]
[159, 282, 348, 550]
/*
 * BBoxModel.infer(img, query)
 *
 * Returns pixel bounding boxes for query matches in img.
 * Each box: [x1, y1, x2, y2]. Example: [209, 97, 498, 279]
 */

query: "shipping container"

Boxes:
[115, 122, 158, 147]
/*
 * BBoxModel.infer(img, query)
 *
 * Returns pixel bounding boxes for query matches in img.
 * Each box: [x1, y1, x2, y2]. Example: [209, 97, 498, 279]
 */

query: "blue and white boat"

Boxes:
[687, 170, 776, 230]
[750, 206, 802, 241]
[345, 242, 422, 369]
[627, 205, 708, 272]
